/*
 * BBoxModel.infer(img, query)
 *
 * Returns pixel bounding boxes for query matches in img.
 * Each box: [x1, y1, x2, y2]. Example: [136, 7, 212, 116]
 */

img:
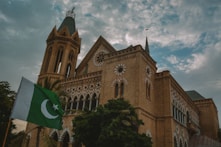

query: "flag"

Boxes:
[11, 77, 64, 130]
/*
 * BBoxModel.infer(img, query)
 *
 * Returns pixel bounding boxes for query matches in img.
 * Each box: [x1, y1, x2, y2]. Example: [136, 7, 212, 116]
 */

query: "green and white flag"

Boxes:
[11, 77, 64, 130]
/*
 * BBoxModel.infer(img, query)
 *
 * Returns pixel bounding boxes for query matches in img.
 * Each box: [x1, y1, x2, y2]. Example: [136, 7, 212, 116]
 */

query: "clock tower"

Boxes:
[38, 8, 81, 85]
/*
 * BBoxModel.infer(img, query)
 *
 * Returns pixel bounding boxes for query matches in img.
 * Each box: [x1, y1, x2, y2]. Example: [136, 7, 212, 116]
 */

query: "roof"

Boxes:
[186, 90, 205, 101]
[145, 37, 150, 53]
[58, 16, 76, 35]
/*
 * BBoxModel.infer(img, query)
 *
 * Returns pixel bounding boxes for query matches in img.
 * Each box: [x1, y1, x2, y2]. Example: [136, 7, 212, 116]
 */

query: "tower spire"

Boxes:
[58, 7, 76, 35]
[66, 6, 75, 18]
[145, 29, 150, 54]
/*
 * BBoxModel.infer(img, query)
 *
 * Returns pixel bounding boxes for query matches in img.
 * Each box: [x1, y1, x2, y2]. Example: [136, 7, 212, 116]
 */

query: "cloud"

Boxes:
[1, 0, 221, 131]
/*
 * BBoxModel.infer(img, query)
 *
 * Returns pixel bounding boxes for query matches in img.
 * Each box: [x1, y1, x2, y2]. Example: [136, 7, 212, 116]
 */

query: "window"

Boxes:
[180, 139, 183, 147]
[146, 81, 151, 99]
[174, 137, 177, 147]
[65, 63, 71, 78]
[54, 48, 63, 73]
[78, 96, 83, 110]
[44, 47, 52, 72]
[62, 132, 70, 147]
[91, 94, 97, 111]
[84, 95, 90, 110]
[50, 131, 58, 142]
[73, 97, 77, 110]
[115, 83, 119, 98]
[120, 82, 124, 97]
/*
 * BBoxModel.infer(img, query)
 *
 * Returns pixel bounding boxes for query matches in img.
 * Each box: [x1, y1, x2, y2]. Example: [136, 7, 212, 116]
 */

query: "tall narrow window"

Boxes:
[146, 81, 151, 99]
[73, 97, 77, 110]
[91, 94, 97, 111]
[115, 83, 119, 98]
[146, 81, 149, 98]
[44, 47, 52, 72]
[120, 82, 124, 97]
[65, 63, 71, 78]
[84, 95, 90, 111]
[78, 96, 83, 110]
[62, 132, 70, 147]
[187, 111, 190, 124]
[174, 137, 177, 147]
[179, 139, 183, 147]
[54, 48, 63, 73]
[148, 84, 151, 98]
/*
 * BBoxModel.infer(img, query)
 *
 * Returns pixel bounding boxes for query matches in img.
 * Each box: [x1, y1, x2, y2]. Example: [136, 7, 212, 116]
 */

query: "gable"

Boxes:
[76, 36, 116, 75]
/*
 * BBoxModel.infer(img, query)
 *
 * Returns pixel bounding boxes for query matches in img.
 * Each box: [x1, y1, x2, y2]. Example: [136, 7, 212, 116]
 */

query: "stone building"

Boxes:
[25, 9, 220, 147]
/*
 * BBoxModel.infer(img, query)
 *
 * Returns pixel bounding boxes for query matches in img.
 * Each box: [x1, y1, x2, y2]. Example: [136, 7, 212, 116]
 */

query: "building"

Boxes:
[25, 8, 220, 147]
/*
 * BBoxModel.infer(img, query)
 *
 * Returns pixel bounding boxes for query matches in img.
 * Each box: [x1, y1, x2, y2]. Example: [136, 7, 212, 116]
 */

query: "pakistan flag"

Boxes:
[11, 77, 64, 130]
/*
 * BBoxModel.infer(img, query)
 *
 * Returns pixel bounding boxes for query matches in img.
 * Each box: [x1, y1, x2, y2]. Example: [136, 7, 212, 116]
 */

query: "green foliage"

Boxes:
[73, 98, 152, 147]
[0, 81, 16, 147]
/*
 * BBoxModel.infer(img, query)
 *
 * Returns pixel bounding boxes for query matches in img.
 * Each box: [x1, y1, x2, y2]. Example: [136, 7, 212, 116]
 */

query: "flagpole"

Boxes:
[2, 119, 12, 147]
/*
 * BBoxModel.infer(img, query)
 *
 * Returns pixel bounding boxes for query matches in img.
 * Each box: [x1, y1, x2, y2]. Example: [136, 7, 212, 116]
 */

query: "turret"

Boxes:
[38, 7, 81, 85]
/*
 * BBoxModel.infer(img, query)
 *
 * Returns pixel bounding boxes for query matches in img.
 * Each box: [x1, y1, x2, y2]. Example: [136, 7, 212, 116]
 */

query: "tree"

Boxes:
[0, 81, 16, 147]
[72, 98, 152, 147]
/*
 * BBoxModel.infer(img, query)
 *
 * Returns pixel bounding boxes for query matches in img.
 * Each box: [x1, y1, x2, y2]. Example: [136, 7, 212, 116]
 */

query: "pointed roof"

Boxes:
[76, 36, 116, 72]
[58, 8, 76, 35]
[145, 37, 150, 53]
[186, 90, 205, 101]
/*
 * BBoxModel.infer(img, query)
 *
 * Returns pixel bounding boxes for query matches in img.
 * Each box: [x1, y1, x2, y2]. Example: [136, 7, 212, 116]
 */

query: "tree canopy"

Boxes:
[0, 81, 16, 147]
[72, 98, 152, 147]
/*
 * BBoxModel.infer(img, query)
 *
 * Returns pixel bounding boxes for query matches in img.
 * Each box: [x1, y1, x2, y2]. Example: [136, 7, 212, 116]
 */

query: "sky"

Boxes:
[0, 0, 221, 132]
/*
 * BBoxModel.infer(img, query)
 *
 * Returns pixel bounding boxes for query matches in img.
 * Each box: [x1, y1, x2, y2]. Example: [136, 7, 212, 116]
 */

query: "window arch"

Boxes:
[184, 142, 187, 147]
[44, 47, 52, 72]
[146, 80, 151, 99]
[73, 97, 77, 110]
[54, 47, 63, 73]
[78, 96, 83, 111]
[115, 83, 119, 98]
[84, 95, 90, 111]
[65, 63, 71, 78]
[180, 139, 183, 147]
[91, 94, 97, 111]
[50, 131, 58, 142]
[174, 137, 178, 147]
[61, 132, 70, 147]
[120, 82, 124, 97]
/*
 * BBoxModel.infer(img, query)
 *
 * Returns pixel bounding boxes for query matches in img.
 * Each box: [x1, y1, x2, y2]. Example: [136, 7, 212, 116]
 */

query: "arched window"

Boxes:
[50, 131, 58, 142]
[62, 132, 70, 147]
[180, 139, 183, 147]
[146, 81, 151, 99]
[84, 95, 90, 111]
[174, 137, 178, 147]
[187, 111, 190, 124]
[120, 82, 124, 97]
[73, 97, 77, 110]
[65, 63, 71, 78]
[66, 98, 72, 114]
[184, 142, 187, 147]
[115, 83, 119, 98]
[91, 94, 97, 111]
[176, 108, 178, 120]
[78, 96, 83, 110]
[44, 47, 52, 72]
[54, 48, 63, 73]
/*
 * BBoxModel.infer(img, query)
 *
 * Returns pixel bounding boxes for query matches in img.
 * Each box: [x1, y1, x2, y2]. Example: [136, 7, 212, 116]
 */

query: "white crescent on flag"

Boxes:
[41, 99, 59, 119]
